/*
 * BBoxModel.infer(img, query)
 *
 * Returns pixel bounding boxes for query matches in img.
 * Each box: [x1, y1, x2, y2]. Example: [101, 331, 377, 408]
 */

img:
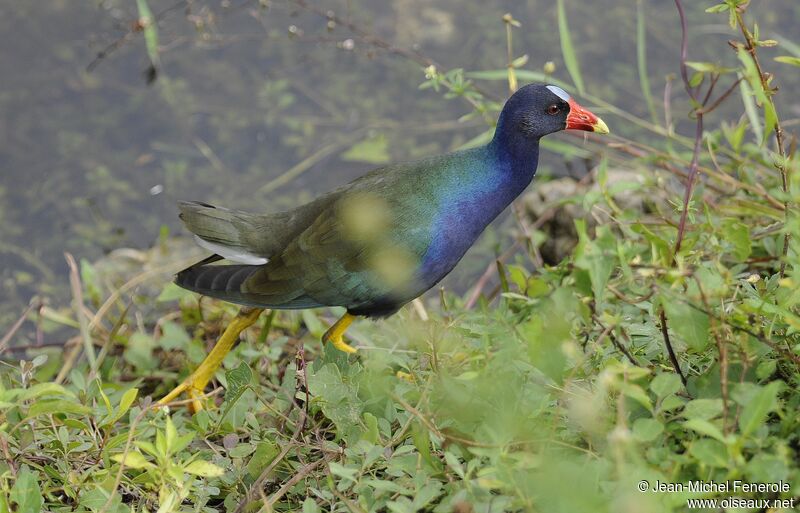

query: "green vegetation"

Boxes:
[2, 0, 800, 511]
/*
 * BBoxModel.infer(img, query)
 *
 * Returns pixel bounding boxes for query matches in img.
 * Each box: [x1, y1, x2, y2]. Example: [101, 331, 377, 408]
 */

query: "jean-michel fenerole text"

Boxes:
[651, 480, 790, 494]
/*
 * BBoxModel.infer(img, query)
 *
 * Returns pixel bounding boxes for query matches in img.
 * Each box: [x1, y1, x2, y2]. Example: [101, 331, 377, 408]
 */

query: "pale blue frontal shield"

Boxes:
[545, 85, 571, 102]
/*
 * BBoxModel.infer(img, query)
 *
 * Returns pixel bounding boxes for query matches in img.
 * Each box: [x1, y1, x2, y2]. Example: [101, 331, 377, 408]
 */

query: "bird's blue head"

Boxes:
[494, 84, 609, 141]
[491, 84, 608, 166]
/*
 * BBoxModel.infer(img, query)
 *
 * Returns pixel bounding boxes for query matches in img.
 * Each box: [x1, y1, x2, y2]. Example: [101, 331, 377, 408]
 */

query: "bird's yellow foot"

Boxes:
[156, 307, 264, 412]
[396, 370, 415, 383]
[155, 376, 209, 413]
[322, 312, 357, 353]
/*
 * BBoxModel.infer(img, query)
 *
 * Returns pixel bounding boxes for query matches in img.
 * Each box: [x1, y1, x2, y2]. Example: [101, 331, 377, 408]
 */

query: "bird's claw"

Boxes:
[324, 332, 357, 353]
[155, 374, 210, 413]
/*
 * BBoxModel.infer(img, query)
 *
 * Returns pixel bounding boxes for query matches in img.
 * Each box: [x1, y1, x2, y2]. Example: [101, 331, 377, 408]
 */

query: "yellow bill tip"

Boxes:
[592, 117, 610, 135]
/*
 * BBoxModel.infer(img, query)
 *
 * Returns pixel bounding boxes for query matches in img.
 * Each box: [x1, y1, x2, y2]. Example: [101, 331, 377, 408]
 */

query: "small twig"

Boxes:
[682, 299, 800, 369]
[411, 298, 429, 322]
[663, 76, 674, 134]
[658, 309, 688, 389]
[593, 315, 640, 367]
[607, 283, 655, 304]
[734, 9, 792, 277]
[265, 457, 331, 506]
[289, 0, 434, 68]
[87, 0, 189, 72]
[0, 303, 37, 354]
[54, 336, 82, 384]
[65, 253, 96, 368]
[88, 300, 132, 382]
[391, 394, 498, 448]
[694, 277, 729, 434]
[98, 397, 153, 513]
[236, 347, 309, 512]
[88, 255, 199, 334]
[0, 433, 16, 477]
[672, 0, 704, 256]
[697, 77, 743, 115]
[464, 241, 521, 310]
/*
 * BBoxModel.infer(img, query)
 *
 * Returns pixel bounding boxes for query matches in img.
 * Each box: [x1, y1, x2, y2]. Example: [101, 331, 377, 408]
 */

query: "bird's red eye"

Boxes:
[547, 104, 560, 115]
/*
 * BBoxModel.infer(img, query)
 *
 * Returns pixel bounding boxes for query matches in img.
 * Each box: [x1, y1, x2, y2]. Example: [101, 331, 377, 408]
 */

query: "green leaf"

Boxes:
[739, 76, 763, 142]
[556, 0, 585, 94]
[112, 451, 155, 469]
[738, 46, 777, 143]
[705, 4, 729, 13]
[739, 381, 782, 436]
[683, 418, 726, 443]
[685, 61, 736, 74]
[650, 373, 681, 399]
[101, 388, 138, 427]
[619, 382, 653, 413]
[661, 394, 685, 412]
[157, 282, 193, 302]
[124, 332, 157, 371]
[511, 54, 529, 68]
[9, 467, 43, 513]
[361, 412, 380, 444]
[159, 321, 191, 350]
[662, 299, 709, 351]
[775, 55, 800, 67]
[328, 461, 358, 482]
[246, 441, 280, 479]
[80, 259, 102, 303]
[523, 299, 572, 383]
[19, 382, 75, 401]
[722, 220, 752, 260]
[228, 443, 256, 459]
[303, 498, 321, 513]
[136, 0, 160, 68]
[683, 398, 723, 420]
[689, 439, 728, 467]
[307, 363, 364, 442]
[28, 399, 91, 417]
[184, 460, 225, 477]
[225, 361, 252, 400]
[79, 486, 122, 513]
[165, 415, 178, 454]
[573, 222, 616, 302]
[756, 359, 777, 380]
[632, 418, 663, 442]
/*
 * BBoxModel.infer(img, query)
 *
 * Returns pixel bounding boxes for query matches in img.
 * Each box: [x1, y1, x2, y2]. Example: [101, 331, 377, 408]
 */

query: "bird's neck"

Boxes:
[488, 120, 540, 188]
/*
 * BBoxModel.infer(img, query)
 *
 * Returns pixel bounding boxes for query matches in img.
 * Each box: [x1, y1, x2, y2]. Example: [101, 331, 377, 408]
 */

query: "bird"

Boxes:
[157, 83, 608, 410]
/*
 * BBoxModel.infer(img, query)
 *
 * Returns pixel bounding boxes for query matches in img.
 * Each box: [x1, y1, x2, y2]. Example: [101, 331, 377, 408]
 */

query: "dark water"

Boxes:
[1, 0, 798, 329]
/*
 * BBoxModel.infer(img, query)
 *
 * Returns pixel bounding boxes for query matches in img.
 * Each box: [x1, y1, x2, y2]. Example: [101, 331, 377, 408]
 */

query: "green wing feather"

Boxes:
[177, 156, 444, 310]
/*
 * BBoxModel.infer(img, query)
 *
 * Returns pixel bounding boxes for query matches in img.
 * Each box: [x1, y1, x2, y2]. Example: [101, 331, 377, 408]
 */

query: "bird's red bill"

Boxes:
[566, 98, 609, 134]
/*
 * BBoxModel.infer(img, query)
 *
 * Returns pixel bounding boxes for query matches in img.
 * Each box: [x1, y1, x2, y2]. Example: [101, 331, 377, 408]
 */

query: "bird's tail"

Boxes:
[175, 263, 265, 306]
[178, 201, 268, 264]
[176, 261, 324, 310]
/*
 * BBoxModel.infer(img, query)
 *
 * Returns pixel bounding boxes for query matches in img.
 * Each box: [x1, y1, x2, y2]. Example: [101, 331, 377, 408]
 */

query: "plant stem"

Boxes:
[734, 9, 791, 277]
[672, 0, 703, 256]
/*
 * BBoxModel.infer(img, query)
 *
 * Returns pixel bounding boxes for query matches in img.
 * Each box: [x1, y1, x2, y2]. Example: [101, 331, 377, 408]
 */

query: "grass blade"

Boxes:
[738, 74, 762, 143]
[557, 0, 585, 94]
[636, 0, 658, 124]
[65, 253, 96, 368]
[136, 0, 160, 82]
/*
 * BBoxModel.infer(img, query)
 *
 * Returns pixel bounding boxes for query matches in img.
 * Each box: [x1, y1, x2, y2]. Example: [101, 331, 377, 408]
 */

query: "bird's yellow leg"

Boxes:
[322, 312, 357, 353]
[157, 307, 264, 411]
